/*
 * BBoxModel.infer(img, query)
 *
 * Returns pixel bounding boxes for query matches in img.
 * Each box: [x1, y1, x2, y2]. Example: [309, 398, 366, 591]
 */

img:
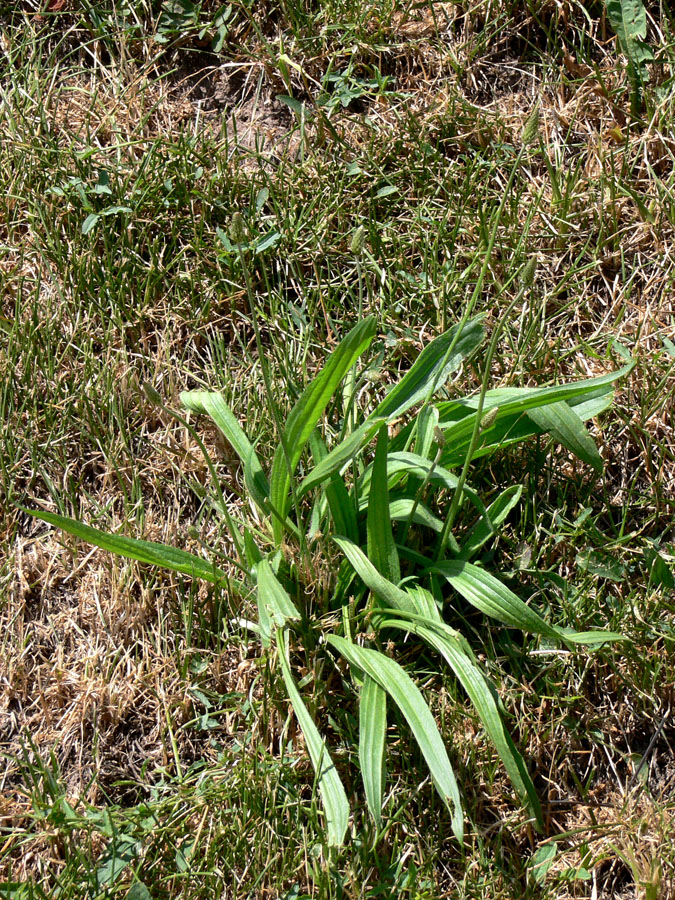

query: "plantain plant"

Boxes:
[605, 0, 654, 117]
[27, 313, 632, 847]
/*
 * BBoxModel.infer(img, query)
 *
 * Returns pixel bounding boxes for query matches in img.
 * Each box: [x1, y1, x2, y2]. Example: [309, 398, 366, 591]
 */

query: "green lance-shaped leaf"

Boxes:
[180, 390, 270, 512]
[557, 628, 627, 646]
[357, 496, 444, 535]
[333, 536, 417, 614]
[359, 675, 387, 829]
[371, 317, 484, 420]
[269, 317, 377, 542]
[414, 405, 440, 461]
[325, 472, 358, 542]
[308, 431, 358, 542]
[367, 425, 400, 584]
[328, 635, 464, 842]
[277, 629, 349, 846]
[403, 583, 443, 623]
[24, 508, 235, 587]
[459, 485, 523, 561]
[256, 559, 300, 627]
[440, 392, 616, 468]
[527, 402, 603, 473]
[256, 591, 272, 648]
[381, 617, 542, 830]
[359, 452, 488, 523]
[243, 527, 263, 568]
[432, 559, 561, 642]
[436, 364, 633, 468]
[437, 364, 633, 426]
[298, 318, 483, 503]
[298, 418, 386, 499]
[386, 499, 444, 534]
[606, 0, 654, 70]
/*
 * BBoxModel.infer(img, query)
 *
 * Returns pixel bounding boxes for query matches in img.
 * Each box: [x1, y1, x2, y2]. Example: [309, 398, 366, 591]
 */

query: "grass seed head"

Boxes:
[521, 104, 540, 147]
[229, 211, 247, 244]
[520, 256, 537, 287]
[350, 225, 366, 257]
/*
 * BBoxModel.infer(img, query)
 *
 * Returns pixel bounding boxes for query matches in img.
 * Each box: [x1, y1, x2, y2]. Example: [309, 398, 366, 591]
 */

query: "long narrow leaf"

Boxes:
[25, 508, 232, 586]
[298, 418, 386, 499]
[371, 317, 484, 420]
[557, 628, 627, 645]
[359, 676, 387, 829]
[299, 320, 484, 503]
[257, 559, 300, 626]
[437, 364, 633, 425]
[432, 559, 561, 642]
[270, 317, 377, 541]
[256, 591, 272, 647]
[359, 452, 488, 522]
[387, 499, 444, 533]
[459, 486, 522, 560]
[415, 406, 440, 460]
[328, 635, 464, 842]
[367, 426, 400, 583]
[440, 392, 617, 469]
[333, 536, 416, 613]
[277, 629, 349, 846]
[180, 390, 269, 510]
[436, 365, 633, 468]
[403, 583, 443, 623]
[382, 617, 542, 829]
[308, 431, 358, 542]
[527, 402, 603, 472]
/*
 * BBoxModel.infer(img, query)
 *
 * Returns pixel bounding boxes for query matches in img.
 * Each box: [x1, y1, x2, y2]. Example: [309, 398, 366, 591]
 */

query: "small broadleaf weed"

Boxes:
[605, 0, 654, 115]
[27, 314, 633, 846]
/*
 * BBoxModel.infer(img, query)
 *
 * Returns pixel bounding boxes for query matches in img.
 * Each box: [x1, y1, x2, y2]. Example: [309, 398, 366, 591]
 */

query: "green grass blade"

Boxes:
[328, 635, 464, 842]
[277, 629, 349, 846]
[527, 402, 603, 472]
[269, 317, 376, 541]
[372, 317, 484, 420]
[367, 425, 400, 583]
[432, 560, 561, 641]
[359, 675, 387, 829]
[25, 508, 230, 586]
[257, 559, 300, 626]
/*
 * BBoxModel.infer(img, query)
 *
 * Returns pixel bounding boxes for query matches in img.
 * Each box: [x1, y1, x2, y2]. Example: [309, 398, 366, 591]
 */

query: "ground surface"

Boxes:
[1, 1, 674, 898]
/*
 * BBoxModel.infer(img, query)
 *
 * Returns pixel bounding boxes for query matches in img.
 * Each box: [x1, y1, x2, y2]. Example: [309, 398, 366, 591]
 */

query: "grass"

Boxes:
[1, 0, 674, 897]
